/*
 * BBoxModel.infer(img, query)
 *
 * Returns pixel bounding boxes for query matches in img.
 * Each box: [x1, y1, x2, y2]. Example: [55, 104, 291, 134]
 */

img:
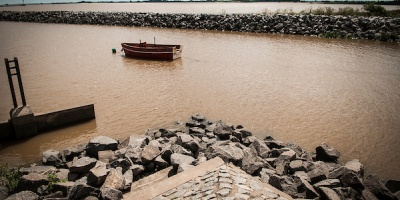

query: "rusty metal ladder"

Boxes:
[5, 57, 27, 109]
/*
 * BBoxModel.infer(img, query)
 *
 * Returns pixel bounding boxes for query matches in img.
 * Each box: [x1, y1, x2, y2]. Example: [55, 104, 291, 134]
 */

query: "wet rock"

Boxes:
[213, 124, 232, 140]
[69, 157, 97, 174]
[5, 191, 39, 200]
[101, 167, 125, 191]
[86, 136, 118, 158]
[16, 173, 48, 193]
[364, 174, 397, 200]
[315, 143, 341, 162]
[100, 187, 122, 200]
[318, 187, 341, 200]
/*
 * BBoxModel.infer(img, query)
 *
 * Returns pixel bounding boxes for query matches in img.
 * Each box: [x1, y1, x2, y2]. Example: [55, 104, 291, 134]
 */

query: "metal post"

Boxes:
[13, 58, 27, 106]
[5, 58, 18, 108]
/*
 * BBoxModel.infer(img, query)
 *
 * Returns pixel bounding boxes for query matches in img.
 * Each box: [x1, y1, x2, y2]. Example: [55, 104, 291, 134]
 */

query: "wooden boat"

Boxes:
[121, 41, 182, 61]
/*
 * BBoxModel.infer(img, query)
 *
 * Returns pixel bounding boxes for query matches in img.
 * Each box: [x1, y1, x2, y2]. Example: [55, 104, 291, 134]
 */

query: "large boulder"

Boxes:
[5, 191, 39, 200]
[86, 136, 118, 158]
[69, 157, 97, 174]
[241, 145, 270, 175]
[340, 171, 365, 192]
[295, 176, 319, 199]
[364, 175, 397, 200]
[249, 139, 270, 158]
[315, 143, 341, 162]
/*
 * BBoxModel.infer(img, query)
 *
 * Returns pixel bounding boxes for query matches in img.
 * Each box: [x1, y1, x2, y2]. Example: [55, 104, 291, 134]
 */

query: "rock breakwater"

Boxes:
[0, 11, 400, 42]
[2, 115, 399, 200]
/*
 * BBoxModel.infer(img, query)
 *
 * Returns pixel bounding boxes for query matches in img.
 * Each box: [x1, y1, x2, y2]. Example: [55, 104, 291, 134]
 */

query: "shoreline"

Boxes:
[1, 115, 399, 199]
[0, 10, 399, 42]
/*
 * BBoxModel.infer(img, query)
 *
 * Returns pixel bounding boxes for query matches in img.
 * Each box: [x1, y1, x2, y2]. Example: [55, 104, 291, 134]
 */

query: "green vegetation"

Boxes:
[47, 173, 64, 192]
[0, 164, 22, 192]
[295, 3, 400, 17]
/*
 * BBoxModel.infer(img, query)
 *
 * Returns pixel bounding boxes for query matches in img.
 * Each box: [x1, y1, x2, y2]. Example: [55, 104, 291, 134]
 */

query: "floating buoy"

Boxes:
[112, 48, 116, 53]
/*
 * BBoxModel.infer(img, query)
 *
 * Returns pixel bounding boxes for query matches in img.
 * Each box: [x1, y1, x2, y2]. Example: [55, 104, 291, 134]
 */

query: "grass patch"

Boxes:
[0, 164, 23, 192]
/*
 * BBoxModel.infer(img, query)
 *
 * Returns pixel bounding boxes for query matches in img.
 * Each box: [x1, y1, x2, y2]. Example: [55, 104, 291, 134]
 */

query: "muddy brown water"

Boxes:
[0, 4, 399, 180]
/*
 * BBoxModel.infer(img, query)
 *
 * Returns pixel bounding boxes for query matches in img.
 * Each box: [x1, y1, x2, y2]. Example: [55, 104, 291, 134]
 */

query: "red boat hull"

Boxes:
[121, 43, 182, 61]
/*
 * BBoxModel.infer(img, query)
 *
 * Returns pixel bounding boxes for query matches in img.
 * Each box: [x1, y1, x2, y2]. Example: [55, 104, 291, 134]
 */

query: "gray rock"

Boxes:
[68, 183, 100, 200]
[328, 166, 349, 179]
[53, 181, 75, 197]
[249, 139, 270, 158]
[130, 164, 145, 176]
[154, 155, 169, 169]
[386, 179, 400, 193]
[125, 147, 142, 164]
[159, 129, 177, 138]
[141, 144, 161, 163]
[0, 185, 8, 200]
[119, 135, 149, 149]
[295, 176, 319, 199]
[242, 135, 257, 146]
[97, 150, 115, 164]
[63, 144, 86, 161]
[241, 145, 270, 175]
[344, 159, 364, 177]
[177, 163, 195, 173]
[362, 189, 379, 200]
[108, 158, 131, 173]
[86, 136, 118, 157]
[177, 134, 200, 154]
[205, 142, 245, 164]
[69, 157, 97, 174]
[308, 168, 328, 184]
[313, 179, 341, 189]
[340, 171, 365, 192]
[87, 162, 109, 187]
[16, 173, 48, 193]
[5, 191, 39, 200]
[364, 174, 397, 200]
[123, 169, 133, 189]
[315, 143, 341, 162]
[213, 124, 232, 140]
[289, 160, 306, 173]
[20, 165, 57, 175]
[100, 187, 122, 200]
[101, 167, 125, 191]
[318, 187, 341, 200]
[189, 127, 205, 137]
[191, 114, 206, 122]
[333, 187, 360, 200]
[170, 144, 193, 157]
[170, 153, 195, 170]
[42, 149, 62, 165]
